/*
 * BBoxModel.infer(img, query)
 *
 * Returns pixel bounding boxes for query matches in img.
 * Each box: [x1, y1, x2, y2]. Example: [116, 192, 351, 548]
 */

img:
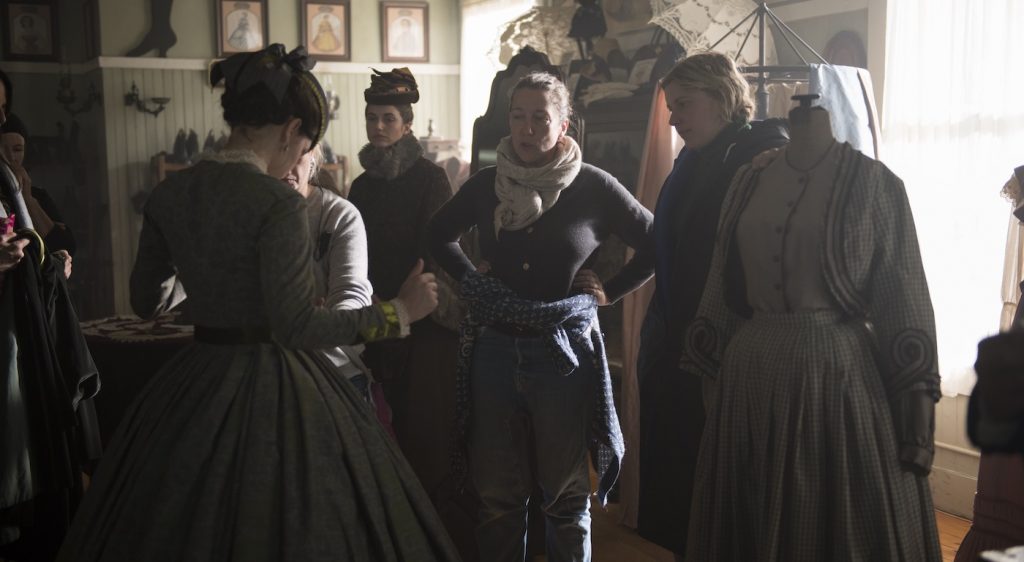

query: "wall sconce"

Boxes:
[124, 81, 171, 117]
[322, 77, 340, 121]
[56, 71, 102, 117]
[325, 86, 340, 121]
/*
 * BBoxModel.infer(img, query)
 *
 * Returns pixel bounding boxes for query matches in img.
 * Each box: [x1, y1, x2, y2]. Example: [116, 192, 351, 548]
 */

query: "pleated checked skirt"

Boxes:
[685, 310, 941, 561]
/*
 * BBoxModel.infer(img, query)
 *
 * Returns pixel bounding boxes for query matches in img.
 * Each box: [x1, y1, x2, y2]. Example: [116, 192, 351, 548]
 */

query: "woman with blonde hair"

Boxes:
[635, 51, 788, 559]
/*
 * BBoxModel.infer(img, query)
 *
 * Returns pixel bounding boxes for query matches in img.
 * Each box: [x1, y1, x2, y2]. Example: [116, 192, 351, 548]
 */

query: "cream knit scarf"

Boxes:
[494, 135, 582, 237]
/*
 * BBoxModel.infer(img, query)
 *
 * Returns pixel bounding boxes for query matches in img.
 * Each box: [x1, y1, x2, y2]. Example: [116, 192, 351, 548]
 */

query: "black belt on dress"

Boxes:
[193, 325, 272, 345]
[489, 322, 543, 338]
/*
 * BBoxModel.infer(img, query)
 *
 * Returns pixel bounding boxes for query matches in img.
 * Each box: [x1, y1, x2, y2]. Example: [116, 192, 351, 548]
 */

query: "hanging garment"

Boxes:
[682, 143, 941, 560]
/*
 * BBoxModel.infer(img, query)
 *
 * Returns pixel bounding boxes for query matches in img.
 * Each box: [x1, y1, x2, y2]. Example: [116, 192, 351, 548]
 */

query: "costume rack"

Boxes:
[710, 2, 829, 119]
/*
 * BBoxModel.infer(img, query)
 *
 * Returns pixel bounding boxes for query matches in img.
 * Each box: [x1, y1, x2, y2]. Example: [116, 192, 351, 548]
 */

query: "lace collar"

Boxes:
[201, 149, 269, 174]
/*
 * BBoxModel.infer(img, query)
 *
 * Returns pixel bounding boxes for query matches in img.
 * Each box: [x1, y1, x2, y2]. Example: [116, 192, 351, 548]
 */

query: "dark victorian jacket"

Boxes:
[1, 161, 99, 554]
[683, 142, 941, 473]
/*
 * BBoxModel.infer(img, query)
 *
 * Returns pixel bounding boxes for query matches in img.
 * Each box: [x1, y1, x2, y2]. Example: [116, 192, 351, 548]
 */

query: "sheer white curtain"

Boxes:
[882, 0, 1024, 396]
[459, 0, 535, 159]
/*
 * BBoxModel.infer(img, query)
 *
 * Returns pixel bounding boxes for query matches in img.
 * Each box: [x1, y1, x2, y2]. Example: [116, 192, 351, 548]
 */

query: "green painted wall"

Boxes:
[100, 0, 459, 63]
[96, 64, 459, 314]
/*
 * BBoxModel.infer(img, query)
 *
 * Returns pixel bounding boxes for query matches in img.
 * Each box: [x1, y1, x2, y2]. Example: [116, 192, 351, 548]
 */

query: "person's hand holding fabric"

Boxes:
[572, 268, 608, 305]
[0, 229, 27, 272]
[54, 248, 72, 279]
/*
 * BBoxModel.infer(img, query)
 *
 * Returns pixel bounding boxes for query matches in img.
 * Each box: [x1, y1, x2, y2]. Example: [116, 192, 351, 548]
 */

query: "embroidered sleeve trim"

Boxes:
[888, 328, 940, 397]
[359, 301, 405, 342]
[681, 316, 722, 378]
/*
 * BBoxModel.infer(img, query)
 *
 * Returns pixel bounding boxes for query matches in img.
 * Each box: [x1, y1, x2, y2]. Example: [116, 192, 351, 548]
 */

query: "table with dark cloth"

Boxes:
[79, 313, 192, 445]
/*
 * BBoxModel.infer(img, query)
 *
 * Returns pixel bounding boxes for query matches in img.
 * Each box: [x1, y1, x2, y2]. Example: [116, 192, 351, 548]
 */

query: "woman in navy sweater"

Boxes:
[428, 71, 653, 562]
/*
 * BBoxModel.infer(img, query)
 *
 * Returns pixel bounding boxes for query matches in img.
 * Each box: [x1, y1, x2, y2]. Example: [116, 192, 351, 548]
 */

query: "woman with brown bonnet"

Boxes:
[348, 68, 475, 558]
[428, 71, 654, 562]
[56, 45, 459, 562]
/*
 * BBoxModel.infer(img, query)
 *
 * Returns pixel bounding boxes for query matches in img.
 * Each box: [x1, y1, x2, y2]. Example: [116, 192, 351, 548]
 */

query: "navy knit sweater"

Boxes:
[428, 163, 654, 304]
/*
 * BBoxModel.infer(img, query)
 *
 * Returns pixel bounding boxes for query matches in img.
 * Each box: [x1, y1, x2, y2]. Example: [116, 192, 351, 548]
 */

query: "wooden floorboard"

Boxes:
[532, 506, 972, 562]
[937, 510, 971, 562]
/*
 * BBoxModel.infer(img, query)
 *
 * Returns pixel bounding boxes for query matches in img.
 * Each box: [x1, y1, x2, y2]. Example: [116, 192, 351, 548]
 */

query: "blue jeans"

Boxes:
[469, 328, 595, 562]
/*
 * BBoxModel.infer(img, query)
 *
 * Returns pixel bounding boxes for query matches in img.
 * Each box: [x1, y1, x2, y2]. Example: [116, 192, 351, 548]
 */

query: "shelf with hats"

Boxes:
[418, 119, 458, 161]
[151, 153, 190, 185]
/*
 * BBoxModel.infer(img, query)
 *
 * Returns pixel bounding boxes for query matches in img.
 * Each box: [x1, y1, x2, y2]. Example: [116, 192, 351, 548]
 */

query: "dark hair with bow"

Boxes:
[210, 44, 328, 146]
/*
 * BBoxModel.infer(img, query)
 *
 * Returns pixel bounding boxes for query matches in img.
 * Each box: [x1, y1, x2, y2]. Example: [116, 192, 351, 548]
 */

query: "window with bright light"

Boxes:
[459, 0, 535, 160]
[881, 0, 1024, 396]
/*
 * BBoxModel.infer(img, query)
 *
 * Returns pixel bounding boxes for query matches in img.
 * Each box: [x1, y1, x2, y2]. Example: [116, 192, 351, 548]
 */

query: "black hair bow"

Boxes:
[210, 44, 317, 103]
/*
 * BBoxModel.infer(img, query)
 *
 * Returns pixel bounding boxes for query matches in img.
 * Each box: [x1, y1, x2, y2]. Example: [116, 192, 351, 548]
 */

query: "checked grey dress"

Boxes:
[56, 157, 460, 562]
[681, 143, 942, 561]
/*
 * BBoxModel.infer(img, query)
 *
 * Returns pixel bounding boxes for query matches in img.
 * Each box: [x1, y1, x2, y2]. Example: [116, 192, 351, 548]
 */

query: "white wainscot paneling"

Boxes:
[929, 394, 980, 519]
[103, 65, 459, 314]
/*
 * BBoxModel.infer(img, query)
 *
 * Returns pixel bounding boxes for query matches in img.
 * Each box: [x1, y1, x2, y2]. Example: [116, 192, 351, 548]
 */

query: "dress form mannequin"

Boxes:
[785, 95, 837, 170]
[681, 91, 942, 560]
[752, 97, 840, 238]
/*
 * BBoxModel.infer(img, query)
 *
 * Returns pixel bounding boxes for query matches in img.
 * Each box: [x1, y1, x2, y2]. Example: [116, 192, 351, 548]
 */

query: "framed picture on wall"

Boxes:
[3, 1, 59, 62]
[302, 0, 350, 61]
[380, 1, 428, 63]
[215, 0, 267, 57]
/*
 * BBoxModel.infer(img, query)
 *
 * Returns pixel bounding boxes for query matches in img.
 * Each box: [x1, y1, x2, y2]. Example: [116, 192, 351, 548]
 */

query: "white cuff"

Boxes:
[389, 299, 413, 338]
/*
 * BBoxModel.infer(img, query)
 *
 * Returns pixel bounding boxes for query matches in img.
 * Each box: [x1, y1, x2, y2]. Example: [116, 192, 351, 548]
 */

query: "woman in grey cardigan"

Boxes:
[286, 145, 394, 433]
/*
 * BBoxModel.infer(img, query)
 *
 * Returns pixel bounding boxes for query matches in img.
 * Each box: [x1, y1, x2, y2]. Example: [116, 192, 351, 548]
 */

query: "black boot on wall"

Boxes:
[126, 0, 177, 57]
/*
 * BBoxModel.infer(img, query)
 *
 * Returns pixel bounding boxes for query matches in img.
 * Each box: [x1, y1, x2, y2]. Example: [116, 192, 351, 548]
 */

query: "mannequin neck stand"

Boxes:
[787, 107, 836, 170]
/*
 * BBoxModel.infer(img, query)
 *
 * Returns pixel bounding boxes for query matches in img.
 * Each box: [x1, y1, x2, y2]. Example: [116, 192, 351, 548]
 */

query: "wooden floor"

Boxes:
[937, 511, 972, 562]
[533, 506, 972, 562]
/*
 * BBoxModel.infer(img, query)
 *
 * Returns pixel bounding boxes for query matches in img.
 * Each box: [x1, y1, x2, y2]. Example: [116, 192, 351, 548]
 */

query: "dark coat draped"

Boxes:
[0, 162, 99, 560]
[636, 120, 788, 554]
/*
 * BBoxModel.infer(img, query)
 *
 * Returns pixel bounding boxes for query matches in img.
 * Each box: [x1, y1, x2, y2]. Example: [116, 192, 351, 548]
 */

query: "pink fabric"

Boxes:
[370, 381, 397, 440]
[618, 88, 683, 528]
[955, 454, 1024, 561]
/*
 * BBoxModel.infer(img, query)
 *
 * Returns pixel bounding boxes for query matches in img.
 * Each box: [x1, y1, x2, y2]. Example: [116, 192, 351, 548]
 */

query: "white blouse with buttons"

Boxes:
[735, 145, 840, 313]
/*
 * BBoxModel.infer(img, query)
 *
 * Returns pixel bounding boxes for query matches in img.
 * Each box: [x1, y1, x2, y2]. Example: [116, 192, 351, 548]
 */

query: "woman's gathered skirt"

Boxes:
[57, 342, 461, 562]
[686, 310, 941, 561]
[953, 453, 1024, 561]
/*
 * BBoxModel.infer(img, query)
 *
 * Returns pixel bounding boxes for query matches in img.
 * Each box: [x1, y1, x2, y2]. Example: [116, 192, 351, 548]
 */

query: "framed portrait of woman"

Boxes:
[215, 0, 268, 57]
[301, 0, 350, 61]
[380, 1, 428, 63]
[3, 0, 59, 62]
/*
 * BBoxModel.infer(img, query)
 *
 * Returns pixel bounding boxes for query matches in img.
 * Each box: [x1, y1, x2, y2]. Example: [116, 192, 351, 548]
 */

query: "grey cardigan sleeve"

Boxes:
[258, 195, 402, 348]
[322, 198, 373, 310]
